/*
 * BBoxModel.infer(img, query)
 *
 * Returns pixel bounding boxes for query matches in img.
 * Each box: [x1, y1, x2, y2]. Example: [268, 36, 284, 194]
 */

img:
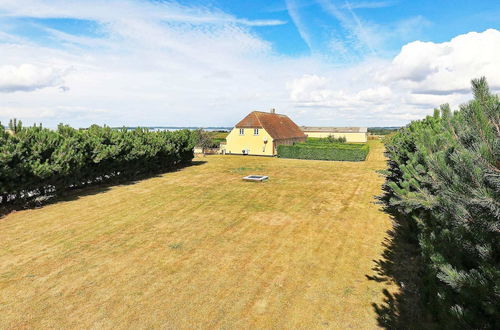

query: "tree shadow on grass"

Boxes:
[367, 211, 438, 329]
[0, 160, 207, 218]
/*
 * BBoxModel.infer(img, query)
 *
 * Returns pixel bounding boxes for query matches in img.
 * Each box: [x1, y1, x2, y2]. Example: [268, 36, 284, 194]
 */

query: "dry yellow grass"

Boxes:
[0, 140, 395, 329]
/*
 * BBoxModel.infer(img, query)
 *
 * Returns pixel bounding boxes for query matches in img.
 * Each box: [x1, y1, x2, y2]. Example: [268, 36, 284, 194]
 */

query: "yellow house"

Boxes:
[224, 110, 306, 156]
[300, 126, 368, 143]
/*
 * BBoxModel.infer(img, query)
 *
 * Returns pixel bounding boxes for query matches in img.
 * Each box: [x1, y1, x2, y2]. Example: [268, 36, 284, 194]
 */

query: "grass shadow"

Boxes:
[367, 190, 437, 329]
[368, 213, 437, 329]
[0, 160, 207, 218]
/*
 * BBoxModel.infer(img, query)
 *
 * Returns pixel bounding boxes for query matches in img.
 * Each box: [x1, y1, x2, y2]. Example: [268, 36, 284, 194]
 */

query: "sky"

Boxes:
[0, 0, 499, 128]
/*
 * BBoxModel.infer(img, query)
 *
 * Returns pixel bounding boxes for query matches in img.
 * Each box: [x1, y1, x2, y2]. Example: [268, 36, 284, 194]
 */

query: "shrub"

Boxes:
[0, 122, 196, 206]
[303, 137, 346, 144]
[277, 142, 369, 161]
[368, 127, 400, 135]
[194, 130, 228, 148]
[329, 135, 346, 143]
[381, 77, 499, 328]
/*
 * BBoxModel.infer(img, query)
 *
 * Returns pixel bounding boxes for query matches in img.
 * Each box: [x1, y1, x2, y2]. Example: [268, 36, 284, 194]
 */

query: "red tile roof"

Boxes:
[235, 111, 306, 140]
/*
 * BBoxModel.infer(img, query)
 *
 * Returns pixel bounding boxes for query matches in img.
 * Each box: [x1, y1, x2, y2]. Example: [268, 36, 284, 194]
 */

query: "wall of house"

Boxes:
[225, 128, 275, 156]
[304, 132, 368, 142]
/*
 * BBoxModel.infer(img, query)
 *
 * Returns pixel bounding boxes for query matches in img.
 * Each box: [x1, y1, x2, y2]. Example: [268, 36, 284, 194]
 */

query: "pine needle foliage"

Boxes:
[0, 123, 196, 206]
[382, 77, 499, 328]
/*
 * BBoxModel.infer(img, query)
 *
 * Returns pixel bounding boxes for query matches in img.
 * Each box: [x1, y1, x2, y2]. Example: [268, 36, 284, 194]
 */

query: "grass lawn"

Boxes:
[0, 140, 395, 329]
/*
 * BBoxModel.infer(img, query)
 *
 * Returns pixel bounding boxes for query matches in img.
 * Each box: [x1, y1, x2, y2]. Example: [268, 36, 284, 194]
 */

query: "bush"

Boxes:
[368, 127, 400, 135]
[194, 130, 228, 148]
[277, 141, 369, 161]
[381, 77, 499, 328]
[312, 135, 347, 143]
[303, 137, 346, 144]
[0, 121, 196, 206]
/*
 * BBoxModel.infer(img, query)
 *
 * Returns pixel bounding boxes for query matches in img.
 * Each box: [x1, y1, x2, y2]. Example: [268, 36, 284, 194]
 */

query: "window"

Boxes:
[254, 128, 259, 135]
[239, 128, 244, 135]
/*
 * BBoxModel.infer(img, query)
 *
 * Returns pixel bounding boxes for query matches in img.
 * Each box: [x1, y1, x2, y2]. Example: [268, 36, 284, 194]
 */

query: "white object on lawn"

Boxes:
[243, 175, 269, 182]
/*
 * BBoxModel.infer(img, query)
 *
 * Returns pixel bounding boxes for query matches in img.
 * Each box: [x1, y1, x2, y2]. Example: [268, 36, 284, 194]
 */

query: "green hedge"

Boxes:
[301, 137, 344, 144]
[277, 142, 369, 161]
[0, 121, 196, 206]
[381, 78, 499, 327]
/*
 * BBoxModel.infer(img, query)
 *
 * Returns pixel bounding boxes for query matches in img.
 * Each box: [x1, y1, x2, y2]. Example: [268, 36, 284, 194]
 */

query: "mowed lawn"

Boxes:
[0, 140, 395, 329]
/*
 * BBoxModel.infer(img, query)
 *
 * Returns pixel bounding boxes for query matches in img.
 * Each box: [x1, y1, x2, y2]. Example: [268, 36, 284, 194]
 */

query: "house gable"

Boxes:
[225, 110, 306, 156]
[225, 126, 274, 155]
[236, 111, 306, 140]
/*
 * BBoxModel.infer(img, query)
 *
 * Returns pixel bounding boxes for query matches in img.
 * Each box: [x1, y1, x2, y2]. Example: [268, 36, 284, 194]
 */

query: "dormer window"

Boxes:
[254, 128, 259, 135]
[239, 128, 244, 135]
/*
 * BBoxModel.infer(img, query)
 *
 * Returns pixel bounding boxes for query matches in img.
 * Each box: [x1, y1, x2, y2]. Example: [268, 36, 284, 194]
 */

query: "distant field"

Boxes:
[0, 140, 395, 329]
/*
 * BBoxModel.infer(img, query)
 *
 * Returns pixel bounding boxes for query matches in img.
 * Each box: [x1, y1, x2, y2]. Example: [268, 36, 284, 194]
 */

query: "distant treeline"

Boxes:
[368, 127, 400, 135]
[381, 78, 499, 327]
[0, 120, 196, 207]
[111, 126, 231, 132]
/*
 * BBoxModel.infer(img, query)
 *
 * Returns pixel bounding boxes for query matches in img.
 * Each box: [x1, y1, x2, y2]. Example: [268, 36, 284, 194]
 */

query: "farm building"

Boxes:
[300, 126, 368, 142]
[223, 109, 306, 156]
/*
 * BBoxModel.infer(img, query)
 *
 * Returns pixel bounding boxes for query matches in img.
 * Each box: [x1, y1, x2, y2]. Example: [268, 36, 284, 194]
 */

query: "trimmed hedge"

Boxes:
[277, 141, 369, 161]
[0, 121, 196, 206]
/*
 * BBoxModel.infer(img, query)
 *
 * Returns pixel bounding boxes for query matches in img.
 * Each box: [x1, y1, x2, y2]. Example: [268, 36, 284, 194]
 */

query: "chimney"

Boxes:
[270, 108, 276, 114]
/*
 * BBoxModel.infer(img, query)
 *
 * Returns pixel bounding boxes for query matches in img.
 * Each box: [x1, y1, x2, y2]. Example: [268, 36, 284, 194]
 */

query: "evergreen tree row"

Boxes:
[0, 121, 196, 206]
[381, 77, 499, 328]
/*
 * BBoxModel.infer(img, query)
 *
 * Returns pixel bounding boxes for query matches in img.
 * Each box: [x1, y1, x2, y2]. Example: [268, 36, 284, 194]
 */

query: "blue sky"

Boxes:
[0, 0, 499, 127]
[185, 0, 500, 57]
[12, 1, 500, 58]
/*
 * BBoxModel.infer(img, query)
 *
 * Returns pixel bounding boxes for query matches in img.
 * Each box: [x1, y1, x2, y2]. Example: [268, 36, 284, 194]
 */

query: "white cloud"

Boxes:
[286, 29, 500, 123]
[288, 75, 330, 102]
[0, 0, 498, 128]
[0, 0, 290, 126]
[0, 64, 67, 92]
[341, 1, 396, 9]
[382, 29, 500, 93]
[287, 75, 393, 108]
[0, 0, 286, 27]
[357, 86, 392, 102]
[285, 0, 314, 51]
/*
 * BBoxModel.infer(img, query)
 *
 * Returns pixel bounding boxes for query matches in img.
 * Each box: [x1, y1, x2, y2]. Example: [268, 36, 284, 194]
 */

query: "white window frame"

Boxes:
[254, 128, 259, 135]
[239, 128, 244, 135]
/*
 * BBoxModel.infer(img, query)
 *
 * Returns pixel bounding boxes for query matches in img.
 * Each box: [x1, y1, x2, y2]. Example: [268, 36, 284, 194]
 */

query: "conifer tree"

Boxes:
[0, 123, 196, 208]
[382, 77, 499, 328]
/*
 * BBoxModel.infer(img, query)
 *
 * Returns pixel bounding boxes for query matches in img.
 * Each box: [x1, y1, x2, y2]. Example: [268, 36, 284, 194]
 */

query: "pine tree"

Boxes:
[8, 118, 22, 134]
[0, 123, 196, 208]
[381, 77, 500, 328]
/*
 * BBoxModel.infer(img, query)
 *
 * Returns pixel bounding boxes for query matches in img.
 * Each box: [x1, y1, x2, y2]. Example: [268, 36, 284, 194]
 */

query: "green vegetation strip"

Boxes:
[0, 121, 196, 207]
[277, 139, 369, 161]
